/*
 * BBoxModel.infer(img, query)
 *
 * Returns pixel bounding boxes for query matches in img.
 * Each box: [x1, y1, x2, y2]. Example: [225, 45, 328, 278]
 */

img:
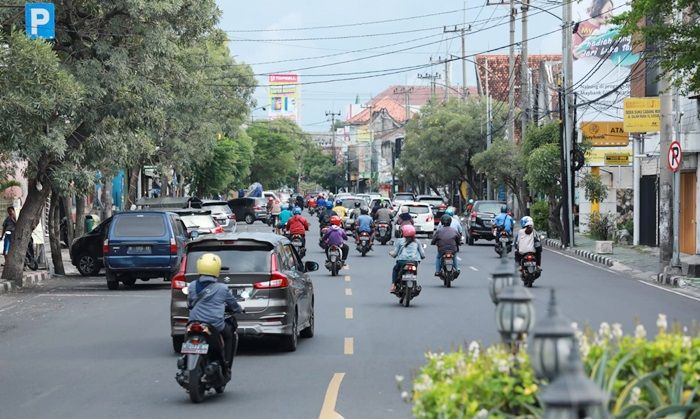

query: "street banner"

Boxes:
[585, 146, 632, 167]
[623, 97, 661, 132]
[268, 73, 300, 122]
[573, 1, 641, 122]
[581, 121, 628, 146]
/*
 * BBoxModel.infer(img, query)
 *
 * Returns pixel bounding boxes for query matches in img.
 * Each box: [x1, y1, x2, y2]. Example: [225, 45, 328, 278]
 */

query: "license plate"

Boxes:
[181, 342, 209, 355]
[379, 228, 386, 234]
[292, 240, 302, 246]
[127, 245, 151, 254]
[402, 274, 416, 281]
[500, 237, 509, 243]
[230, 287, 251, 300]
[361, 237, 369, 241]
[524, 262, 536, 268]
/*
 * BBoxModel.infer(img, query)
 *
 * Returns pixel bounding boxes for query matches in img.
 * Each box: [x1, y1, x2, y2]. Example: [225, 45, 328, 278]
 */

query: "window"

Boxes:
[113, 214, 166, 237]
[475, 203, 503, 215]
[402, 205, 430, 215]
[181, 215, 217, 229]
[186, 248, 270, 273]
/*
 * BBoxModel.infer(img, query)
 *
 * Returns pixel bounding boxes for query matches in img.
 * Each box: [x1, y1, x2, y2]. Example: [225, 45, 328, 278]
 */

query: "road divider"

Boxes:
[344, 275, 351, 282]
[345, 288, 352, 296]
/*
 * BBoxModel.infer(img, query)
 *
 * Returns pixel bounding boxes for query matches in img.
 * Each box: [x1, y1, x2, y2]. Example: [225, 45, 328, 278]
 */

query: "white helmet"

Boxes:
[520, 216, 534, 228]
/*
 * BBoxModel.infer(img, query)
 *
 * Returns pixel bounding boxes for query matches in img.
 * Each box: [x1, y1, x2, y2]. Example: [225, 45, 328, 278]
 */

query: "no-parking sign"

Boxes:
[668, 141, 682, 172]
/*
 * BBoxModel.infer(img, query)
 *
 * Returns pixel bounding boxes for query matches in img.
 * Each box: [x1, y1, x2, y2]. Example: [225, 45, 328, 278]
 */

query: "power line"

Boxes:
[228, 24, 461, 43]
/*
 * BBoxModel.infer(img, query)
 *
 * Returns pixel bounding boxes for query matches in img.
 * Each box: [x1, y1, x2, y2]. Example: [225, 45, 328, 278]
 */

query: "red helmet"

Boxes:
[401, 224, 416, 238]
[330, 215, 342, 226]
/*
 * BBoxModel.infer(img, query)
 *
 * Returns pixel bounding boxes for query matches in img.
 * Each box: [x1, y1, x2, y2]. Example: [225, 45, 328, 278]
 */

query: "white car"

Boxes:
[396, 202, 434, 235]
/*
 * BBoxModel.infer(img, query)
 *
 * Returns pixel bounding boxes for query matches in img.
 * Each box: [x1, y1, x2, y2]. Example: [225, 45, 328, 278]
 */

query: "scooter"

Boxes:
[318, 226, 329, 250]
[493, 227, 512, 258]
[519, 252, 541, 288]
[438, 251, 459, 287]
[356, 231, 372, 256]
[376, 223, 391, 245]
[290, 234, 306, 259]
[175, 315, 238, 403]
[325, 244, 343, 276]
[24, 237, 38, 271]
[392, 262, 422, 307]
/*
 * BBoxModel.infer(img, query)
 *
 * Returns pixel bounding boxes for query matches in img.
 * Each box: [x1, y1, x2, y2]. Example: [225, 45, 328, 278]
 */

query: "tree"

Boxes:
[297, 140, 345, 191]
[247, 119, 303, 189]
[191, 134, 254, 197]
[471, 140, 528, 215]
[613, 1, 700, 93]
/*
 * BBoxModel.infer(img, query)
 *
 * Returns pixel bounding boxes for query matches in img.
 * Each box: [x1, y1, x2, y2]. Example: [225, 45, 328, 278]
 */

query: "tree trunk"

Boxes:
[62, 195, 74, 246]
[49, 191, 65, 276]
[127, 164, 140, 210]
[101, 176, 113, 220]
[1, 180, 51, 282]
[548, 196, 564, 240]
[74, 196, 86, 239]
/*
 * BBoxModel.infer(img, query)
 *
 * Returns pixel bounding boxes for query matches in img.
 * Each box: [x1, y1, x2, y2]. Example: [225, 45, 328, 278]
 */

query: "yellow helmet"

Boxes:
[196, 253, 221, 277]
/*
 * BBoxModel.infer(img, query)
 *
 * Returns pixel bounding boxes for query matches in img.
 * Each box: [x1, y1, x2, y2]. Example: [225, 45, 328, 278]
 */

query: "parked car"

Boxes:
[200, 200, 236, 231]
[103, 211, 190, 290]
[392, 192, 415, 207]
[170, 232, 318, 353]
[228, 197, 268, 224]
[170, 210, 224, 236]
[69, 217, 112, 276]
[466, 200, 507, 245]
[396, 202, 434, 236]
[415, 195, 448, 225]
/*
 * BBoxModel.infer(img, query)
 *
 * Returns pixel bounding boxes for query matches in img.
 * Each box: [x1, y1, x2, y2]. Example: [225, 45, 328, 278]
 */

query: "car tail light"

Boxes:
[171, 255, 188, 290]
[102, 239, 109, 255]
[170, 237, 177, 254]
[254, 272, 289, 289]
[270, 253, 278, 271]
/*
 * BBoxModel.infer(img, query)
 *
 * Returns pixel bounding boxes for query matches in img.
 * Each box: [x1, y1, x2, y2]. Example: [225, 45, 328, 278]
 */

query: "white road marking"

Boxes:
[318, 373, 346, 419]
[344, 337, 354, 355]
[345, 307, 353, 319]
[345, 288, 352, 296]
[469, 266, 478, 271]
[638, 280, 700, 303]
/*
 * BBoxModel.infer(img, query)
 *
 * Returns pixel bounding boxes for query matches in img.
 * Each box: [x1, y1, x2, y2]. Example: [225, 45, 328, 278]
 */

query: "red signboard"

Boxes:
[668, 140, 682, 172]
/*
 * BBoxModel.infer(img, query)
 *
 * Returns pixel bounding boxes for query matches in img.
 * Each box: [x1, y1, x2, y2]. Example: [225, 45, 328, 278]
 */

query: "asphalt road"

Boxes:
[0, 213, 698, 419]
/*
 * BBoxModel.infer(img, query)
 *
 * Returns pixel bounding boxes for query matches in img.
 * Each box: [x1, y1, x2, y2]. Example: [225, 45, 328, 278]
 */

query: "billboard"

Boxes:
[572, 1, 641, 122]
[268, 73, 300, 121]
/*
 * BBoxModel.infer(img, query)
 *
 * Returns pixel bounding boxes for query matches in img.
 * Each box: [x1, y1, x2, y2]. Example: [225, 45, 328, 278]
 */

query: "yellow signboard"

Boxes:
[623, 97, 660, 133]
[604, 153, 630, 166]
[581, 121, 628, 146]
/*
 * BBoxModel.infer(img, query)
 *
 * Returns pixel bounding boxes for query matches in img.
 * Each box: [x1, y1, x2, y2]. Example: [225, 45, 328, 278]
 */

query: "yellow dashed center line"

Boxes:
[344, 337, 354, 355]
[344, 275, 351, 282]
[345, 307, 353, 319]
[345, 288, 352, 296]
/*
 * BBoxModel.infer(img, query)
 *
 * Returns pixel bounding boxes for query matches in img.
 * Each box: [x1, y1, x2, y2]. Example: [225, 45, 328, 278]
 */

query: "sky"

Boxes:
[215, 0, 566, 131]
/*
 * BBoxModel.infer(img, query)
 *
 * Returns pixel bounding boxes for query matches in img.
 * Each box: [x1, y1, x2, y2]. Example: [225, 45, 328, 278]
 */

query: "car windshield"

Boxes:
[394, 194, 414, 200]
[113, 214, 165, 237]
[181, 215, 216, 229]
[418, 197, 444, 207]
[402, 205, 430, 214]
[186, 248, 270, 273]
[342, 198, 364, 209]
[202, 204, 231, 215]
[476, 203, 503, 215]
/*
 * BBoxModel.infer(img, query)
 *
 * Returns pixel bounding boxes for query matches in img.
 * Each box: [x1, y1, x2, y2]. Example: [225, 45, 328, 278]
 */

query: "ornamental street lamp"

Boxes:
[495, 281, 534, 348]
[540, 344, 609, 419]
[530, 288, 576, 381]
[489, 257, 516, 304]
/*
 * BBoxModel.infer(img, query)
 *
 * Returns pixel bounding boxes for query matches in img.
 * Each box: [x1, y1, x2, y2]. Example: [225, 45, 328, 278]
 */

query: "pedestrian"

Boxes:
[2, 206, 17, 256]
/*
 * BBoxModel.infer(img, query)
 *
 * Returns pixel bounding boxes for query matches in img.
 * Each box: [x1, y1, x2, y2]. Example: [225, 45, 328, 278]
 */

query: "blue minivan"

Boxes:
[104, 211, 189, 290]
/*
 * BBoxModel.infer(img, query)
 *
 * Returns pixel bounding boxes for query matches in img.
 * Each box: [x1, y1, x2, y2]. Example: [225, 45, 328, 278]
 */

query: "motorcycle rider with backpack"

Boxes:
[514, 216, 542, 270]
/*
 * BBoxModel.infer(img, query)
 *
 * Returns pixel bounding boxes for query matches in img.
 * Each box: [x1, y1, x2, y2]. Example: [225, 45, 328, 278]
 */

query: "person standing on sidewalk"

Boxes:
[2, 206, 17, 256]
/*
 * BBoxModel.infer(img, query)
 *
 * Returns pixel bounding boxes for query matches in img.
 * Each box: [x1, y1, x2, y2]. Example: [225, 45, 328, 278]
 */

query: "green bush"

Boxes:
[588, 211, 615, 240]
[409, 315, 700, 418]
[530, 200, 549, 236]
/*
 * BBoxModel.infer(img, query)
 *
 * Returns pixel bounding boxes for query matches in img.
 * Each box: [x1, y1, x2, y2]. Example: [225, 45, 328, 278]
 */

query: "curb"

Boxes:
[0, 270, 50, 295]
[541, 237, 614, 267]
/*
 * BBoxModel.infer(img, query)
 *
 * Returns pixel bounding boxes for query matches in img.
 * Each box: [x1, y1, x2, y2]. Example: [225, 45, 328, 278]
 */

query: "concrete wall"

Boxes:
[577, 165, 633, 233]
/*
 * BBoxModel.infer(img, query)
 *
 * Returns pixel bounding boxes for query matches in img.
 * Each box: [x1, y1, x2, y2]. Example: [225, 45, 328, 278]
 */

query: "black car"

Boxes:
[228, 197, 268, 224]
[466, 200, 506, 245]
[69, 217, 112, 276]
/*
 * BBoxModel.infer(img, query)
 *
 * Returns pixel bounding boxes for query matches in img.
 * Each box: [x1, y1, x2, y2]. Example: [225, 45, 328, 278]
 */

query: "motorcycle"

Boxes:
[290, 234, 306, 259]
[520, 252, 541, 288]
[175, 316, 238, 403]
[325, 244, 343, 276]
[376, 222, 391, 245]
[438, 251, 458, 287]
[319, 226, 329, 250]
[392, 262, 422, 307]
[356, 231, 372, 256]
[493, 227, 512, 258]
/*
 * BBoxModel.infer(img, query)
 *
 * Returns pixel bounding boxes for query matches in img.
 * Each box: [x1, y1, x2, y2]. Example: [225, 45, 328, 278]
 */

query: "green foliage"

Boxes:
[247, 119, 304, 189]
[530, 200, 549, 235]
[191, 134, 254, 197]
[588, 212, 616, 241]
[524, 143, 561, 197]
[522, 122, 560, 156]
[298, 141, 345, 191]
[582, 172, 609, 203]
[612, 0, 700, 93]
[472, 139, 526, 195]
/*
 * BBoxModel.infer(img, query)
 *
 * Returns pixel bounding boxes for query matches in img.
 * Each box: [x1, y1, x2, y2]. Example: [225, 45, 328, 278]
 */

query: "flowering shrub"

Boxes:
[409, 315, 700, 419]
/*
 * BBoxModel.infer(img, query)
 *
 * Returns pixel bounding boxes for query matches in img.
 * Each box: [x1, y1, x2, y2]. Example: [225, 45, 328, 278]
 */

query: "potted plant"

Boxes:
[582, 173, 613, 254]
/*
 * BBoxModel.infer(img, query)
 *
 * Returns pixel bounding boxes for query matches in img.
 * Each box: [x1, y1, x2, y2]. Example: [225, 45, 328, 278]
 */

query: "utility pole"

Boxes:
[417, 72, 441, 100]
[393, 86, 413, 121]
[444, 58, 451, 102]
[520, 0, 529, 130]
[444, 25, 471, 101]
[508, 0, 516, 142]
[326, 110, 341, 164]
[561, 0, 575, 247]
[485, 58, 493, 200]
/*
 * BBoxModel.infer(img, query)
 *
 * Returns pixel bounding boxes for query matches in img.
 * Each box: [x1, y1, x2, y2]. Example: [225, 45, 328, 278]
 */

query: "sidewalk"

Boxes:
[541, 232, 700, 296]
[0, 245, 78, 295]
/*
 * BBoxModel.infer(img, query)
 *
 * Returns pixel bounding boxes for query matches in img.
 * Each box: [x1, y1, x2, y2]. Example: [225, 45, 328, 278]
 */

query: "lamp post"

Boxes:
[529, 288, 576, 381]
[489, 257, 516, 304]
[540, 344, 609, 419]
[495, 280, 534, 349]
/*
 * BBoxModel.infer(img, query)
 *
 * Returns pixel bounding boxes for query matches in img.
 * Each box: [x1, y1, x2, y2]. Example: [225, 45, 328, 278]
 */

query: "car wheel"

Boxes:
[280, 312, 298, 352]
[300, 300, 314, 338]
[106, 271, 119, 290]
[172, 335, 183, 353]
[245, 214, 255, 224]
[77, 253, 100, 276]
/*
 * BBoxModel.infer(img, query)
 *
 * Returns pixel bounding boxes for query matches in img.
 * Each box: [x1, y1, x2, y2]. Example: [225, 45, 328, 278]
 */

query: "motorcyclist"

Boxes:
[319, 200, 336, 228]
[332, 199, 348, 219]
[286, 207, 309, 247]
[374, 201, 393, 224]
[187, 253, 243, 374]
[295, 194, 304, 209]
[370, 199, 382, 218]
[466, 198, 475, 214]
[439, 207, 464, 236]
[277, 203, 293, 233]
[322, 215, 349, 263]
[493, 205, 514, 237]
[354, 207, 375, 244]
[514, 216, 542, 270]
[348, 201, 362, 224]
[389, 224, 425, 293]
[316, 194, 327, 212]
[432, 215, 461, 276]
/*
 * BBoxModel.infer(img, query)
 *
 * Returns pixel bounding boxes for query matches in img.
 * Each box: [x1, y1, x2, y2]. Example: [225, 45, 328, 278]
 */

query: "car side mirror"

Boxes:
[304, 261, 319, 272]
[189, 231, 199, 239]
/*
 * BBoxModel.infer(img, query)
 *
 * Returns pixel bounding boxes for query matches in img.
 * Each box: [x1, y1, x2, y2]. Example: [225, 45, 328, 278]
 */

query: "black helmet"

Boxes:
[354, 201, 361, 208]
[440, 214, 452, 226]
[360, 207, 369, 215]
[500, 205, 508, 213]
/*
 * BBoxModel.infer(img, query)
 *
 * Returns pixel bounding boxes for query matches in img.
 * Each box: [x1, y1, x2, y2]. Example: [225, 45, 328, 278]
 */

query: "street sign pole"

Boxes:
[668, 140, 683, 268]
